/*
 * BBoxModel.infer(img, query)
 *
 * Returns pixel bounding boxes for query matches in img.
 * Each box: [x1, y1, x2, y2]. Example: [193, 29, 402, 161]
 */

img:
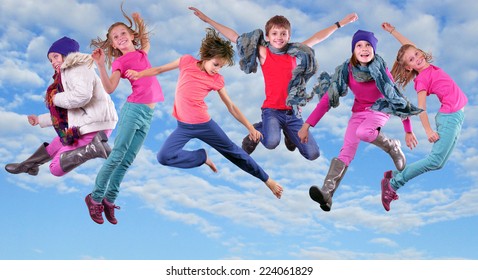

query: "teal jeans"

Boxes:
[92, 102, 154, 203]
[391, 109, 465, 190]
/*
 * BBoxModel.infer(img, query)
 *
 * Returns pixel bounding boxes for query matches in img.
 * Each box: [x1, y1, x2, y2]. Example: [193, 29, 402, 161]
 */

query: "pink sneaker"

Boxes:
[85, 194, 104, 224]
[102, 198, 120, 225]
[381, 171, 399, 211]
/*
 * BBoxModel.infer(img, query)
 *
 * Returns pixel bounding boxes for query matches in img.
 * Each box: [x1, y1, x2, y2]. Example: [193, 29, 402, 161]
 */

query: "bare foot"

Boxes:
[265, 178, 283, 199]
[205, 154, 218, 173]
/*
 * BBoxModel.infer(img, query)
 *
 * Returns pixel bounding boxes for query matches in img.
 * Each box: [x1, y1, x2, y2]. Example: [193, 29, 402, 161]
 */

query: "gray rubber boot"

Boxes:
[309, 157, 348, 211]
[59, 131, 111, 173]
[371, 132, 406, 171]
[5, 143, 51, 176]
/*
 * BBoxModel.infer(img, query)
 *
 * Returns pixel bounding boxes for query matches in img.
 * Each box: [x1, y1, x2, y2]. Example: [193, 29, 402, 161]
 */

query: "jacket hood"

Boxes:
[61, 52, 94, 70]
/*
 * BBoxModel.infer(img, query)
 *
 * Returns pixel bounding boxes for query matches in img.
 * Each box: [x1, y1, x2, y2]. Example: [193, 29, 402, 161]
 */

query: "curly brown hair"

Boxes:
[90, 2, 149, 68]
[199, 28, 235, 67]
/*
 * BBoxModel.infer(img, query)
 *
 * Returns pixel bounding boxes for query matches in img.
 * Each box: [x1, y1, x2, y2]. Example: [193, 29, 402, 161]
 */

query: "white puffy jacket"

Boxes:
[39, 52, 118, 135]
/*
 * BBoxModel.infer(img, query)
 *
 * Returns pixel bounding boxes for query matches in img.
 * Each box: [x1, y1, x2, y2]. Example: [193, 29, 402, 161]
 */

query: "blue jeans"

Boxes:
[157, 119, 269, 182]
[92, 102, 154, 203]
[391, 109, 465, 190]
[257, 108, 320, 160]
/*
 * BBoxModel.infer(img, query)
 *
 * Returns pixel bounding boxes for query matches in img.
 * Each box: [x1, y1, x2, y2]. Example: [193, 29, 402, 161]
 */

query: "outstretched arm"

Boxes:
[217, 87, 262, 142]
[302, 13, 358, 47]
[126, 58, 180, 80]
[298, 94, 330, 143]
[189, 7, 240, 43]
[91, 48, 121, 94]
[381, 22, 414, 46]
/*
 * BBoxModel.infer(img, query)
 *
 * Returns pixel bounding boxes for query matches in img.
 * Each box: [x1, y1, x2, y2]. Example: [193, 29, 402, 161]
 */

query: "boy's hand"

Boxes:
[340, 13, 358, 27]
[189, 7, 210, 22]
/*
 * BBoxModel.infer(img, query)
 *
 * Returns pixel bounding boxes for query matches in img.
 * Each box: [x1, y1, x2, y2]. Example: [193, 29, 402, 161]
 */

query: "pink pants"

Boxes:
[46, 130, 112, 177]
[337, 110, 390, 166]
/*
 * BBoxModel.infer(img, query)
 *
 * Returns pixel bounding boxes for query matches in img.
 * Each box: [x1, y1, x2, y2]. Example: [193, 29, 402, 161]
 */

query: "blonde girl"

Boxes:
[86, 5, 164, 224]
[380, 22, 468, 211]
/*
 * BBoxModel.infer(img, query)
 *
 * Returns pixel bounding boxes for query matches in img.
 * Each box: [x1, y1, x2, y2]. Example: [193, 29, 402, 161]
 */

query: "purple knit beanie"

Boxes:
[47, 36, 80, 57]
[351, 30, 378, 53]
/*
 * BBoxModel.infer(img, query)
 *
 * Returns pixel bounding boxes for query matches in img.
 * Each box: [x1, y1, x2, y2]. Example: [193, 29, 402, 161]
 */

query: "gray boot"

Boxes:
[309, 157, 348, 211]
[60, 131, 111, 173]
[5, 143, 51, 176]
[371, 132, 406, 171]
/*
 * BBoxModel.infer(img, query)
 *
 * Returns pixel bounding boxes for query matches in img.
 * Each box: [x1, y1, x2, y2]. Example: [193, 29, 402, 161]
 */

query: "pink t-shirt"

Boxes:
[261, 48, 297, 110]
[112, 50, 164, 104]
[172, 55, 225, 124]
[414, 64, 467, 113]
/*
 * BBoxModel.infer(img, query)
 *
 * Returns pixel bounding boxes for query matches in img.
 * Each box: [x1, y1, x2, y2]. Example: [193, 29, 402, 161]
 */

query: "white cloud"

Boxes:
[0, 59, 44, 88]
[0, 0, 477, 260]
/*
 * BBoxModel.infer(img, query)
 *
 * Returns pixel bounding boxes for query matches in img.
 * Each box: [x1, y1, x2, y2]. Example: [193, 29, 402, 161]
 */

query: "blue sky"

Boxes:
[1, 0, 477, 266]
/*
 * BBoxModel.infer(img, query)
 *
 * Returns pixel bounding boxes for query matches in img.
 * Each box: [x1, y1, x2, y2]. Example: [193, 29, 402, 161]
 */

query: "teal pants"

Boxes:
[391, 109, 465, 190]
[92, 102, 154, 203]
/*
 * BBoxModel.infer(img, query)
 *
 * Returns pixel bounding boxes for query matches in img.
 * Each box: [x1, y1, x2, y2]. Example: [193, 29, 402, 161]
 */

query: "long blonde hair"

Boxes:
[391, 44, 433, 89]
[90, 2, 149, 68]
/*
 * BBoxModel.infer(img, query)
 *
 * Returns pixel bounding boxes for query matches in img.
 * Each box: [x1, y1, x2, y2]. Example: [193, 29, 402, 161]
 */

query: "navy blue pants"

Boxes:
[158, 119, 269, 182]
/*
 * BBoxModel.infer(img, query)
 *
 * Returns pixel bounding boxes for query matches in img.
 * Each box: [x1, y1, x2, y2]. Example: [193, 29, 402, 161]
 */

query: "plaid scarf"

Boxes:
[45, 72, 80, 145]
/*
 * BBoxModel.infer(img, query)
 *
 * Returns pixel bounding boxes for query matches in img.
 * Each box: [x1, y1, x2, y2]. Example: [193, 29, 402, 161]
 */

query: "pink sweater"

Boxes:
[306, 67, 412, 132]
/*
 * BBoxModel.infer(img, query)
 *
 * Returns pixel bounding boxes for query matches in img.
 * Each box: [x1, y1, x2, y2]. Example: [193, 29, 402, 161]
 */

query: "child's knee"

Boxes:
[157, 151, 169, 166]
[305, 149, 320, 161]
[50, 165, 66, 177]
[428, 155, 446, 171]
[356, 129, 376, 142]
[262, 138, 280, 149]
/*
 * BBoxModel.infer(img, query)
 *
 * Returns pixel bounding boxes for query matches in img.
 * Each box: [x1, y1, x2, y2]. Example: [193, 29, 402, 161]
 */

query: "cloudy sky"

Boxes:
[1, 0, 477, 270]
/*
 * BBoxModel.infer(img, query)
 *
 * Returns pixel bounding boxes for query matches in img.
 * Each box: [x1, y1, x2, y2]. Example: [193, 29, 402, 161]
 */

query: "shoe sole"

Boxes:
[309, 186, 331, 212]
